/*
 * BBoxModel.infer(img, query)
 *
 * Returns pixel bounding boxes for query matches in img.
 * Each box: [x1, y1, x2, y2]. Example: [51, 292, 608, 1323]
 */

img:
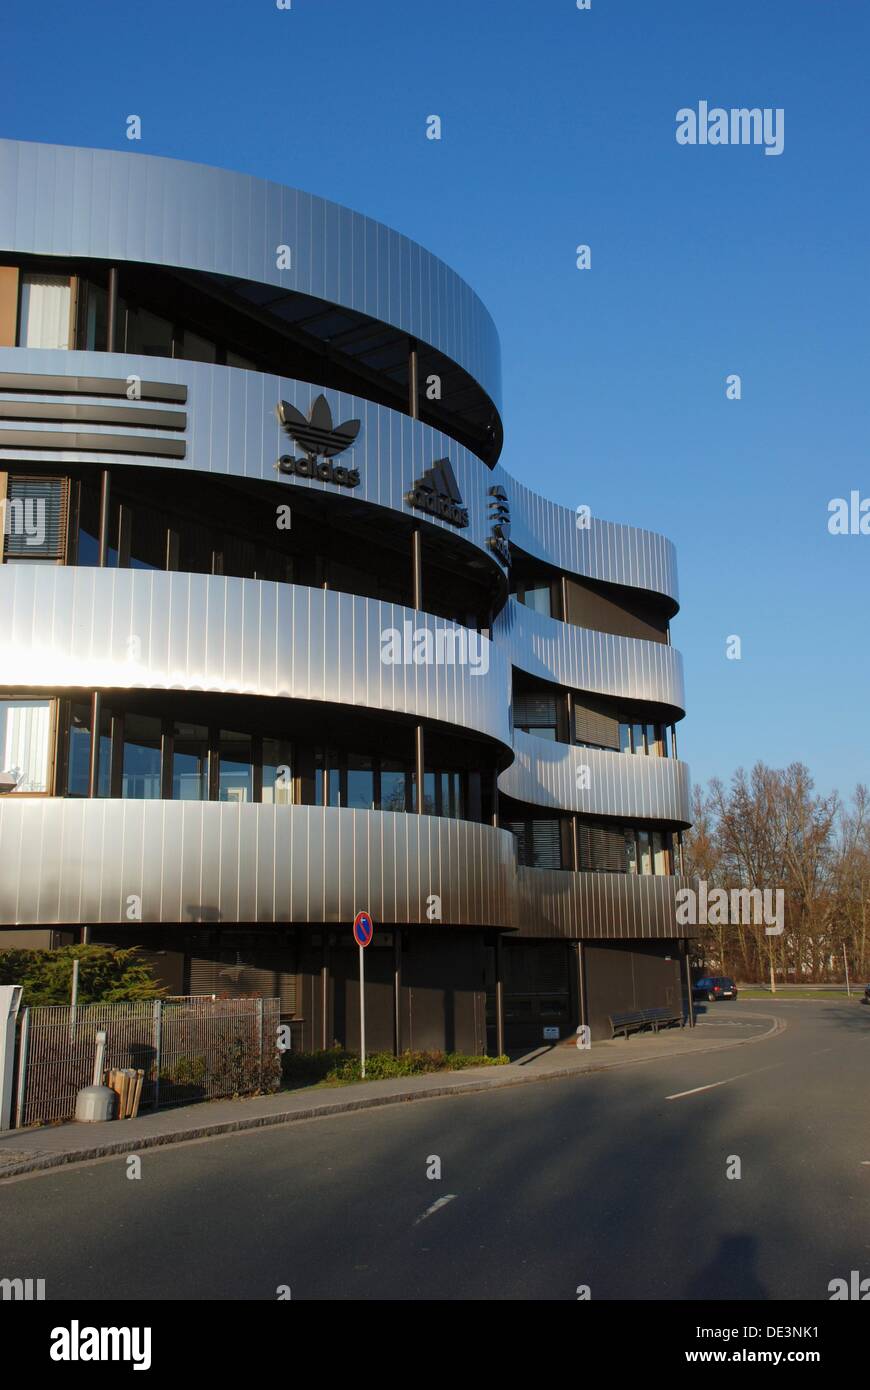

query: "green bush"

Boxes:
[281, 1046, 508, 1088]
[0, 944, 165, 1006]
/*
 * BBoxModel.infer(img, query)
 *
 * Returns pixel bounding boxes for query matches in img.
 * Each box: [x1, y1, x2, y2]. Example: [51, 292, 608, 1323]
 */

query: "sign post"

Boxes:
[352, 911, 374, 1077]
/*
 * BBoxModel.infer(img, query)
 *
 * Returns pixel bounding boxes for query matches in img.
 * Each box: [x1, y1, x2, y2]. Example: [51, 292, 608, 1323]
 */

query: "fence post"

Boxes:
[152, 999, 163, 1112]
[14, 1005, 30, 1130]
[256, 998, 264, 1089]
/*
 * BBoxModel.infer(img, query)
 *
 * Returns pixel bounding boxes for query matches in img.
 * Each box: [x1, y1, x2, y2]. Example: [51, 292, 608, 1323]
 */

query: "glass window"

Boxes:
[125, 306, 173, 358]
[380, 761, 407, 813]
[122, 714, 162, 800]
[638, 829, 652, 875]
[645, 723, 658, 756]
[18, 273, 71, 349]
[423, 771, 437, 816]
[619, 723, 632, 755]
[262, 739, 293, 805]
[632, 723, 645, 755]
[0, 698, 52, 792]
[183, 330, 217, 363]
[67, 703, 91, 796]
[521, 583, 552, 617]
[652, 831, 669, 875]
[226, 350, 257, 370]
[624, 832, 637, 874]
[315, 748, 341, 806]
[80, 279, 107, 351]
[440, 771, 463, 819]
[346, 754, 374, 810]
[218, 730, 252, 803]
[660, 725, 670, 758]
[172, 723, 209, 800]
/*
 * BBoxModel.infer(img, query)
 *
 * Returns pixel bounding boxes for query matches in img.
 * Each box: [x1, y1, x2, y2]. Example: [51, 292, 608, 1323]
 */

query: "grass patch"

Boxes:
[739, 988, 863, 1000]
[281, 1047, 508, 1089]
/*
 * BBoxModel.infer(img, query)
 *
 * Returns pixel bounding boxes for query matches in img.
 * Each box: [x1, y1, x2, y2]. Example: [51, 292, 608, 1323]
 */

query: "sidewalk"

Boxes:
[0, 1010, 779, 1179]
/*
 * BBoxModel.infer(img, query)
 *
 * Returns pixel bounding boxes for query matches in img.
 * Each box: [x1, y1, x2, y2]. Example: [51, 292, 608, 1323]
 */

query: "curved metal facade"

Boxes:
[0, 801, 518, 929]
[0, 567, 513, 748]
[495, 598, 686, 716]
[0, 139, 502, 411]
[500, 732, 692, 826]
[0, 139, 693, 952]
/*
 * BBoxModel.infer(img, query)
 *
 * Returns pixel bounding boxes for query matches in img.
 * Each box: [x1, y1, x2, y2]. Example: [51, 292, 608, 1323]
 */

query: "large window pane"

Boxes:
[638, 829, 652, 875]
[625, 832, 637, 874]
[18, 273, 71, 348]
[172, 722, 209, 800]
[346, 753, 374, 810]
[262, 739, 293, 805]
[121, 714, 162, 799]
[522, 583, 552, 617]
[218, 730, 252, 803]
[67, 703, 91, 796]
[380, 762, 407, 812]
[3, 477, 67, 563]
[645, 723, 657, 756]
[619, 723, 632, 755]
[0, 699, 51, 792]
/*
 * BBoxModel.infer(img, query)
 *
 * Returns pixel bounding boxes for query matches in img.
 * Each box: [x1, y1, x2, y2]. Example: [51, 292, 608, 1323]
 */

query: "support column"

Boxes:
[684, 938, 695, 1027]
[321, 933, 330, 1050]
[411, 525, 423, 611]
[106, 267, 118, 353]
[408, 339, 419, 419]
[491, 767, 499, 828]
[393, 931, 402, 1056]
[495, 935, 505, 1057]
[414, 724, 425, 814]
[576, 940, 587, 1031]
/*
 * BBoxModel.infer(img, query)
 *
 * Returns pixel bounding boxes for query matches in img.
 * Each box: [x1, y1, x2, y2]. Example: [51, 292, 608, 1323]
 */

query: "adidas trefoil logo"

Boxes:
[276, 395, 361, 488]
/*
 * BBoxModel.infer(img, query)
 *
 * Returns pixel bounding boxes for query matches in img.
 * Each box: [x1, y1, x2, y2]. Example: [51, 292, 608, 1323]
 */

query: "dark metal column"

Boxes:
[321, 934, 330, 1049]
[495, 935, 505, 1057]
[106, 267, 118, 353]
[576, 941, 587, 1031]
[393, 931, 402, 1055]
[408, 339, 419, 419]
[684, 939, 695, 1027]
[414, 724, 425, 813]
[411, 525, 423, 611]
[491, 767, 499, 828]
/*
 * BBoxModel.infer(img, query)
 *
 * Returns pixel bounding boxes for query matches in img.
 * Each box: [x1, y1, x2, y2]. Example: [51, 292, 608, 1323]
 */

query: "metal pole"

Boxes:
[93, 1029, 107, 1087]
[14, 1006, 30, 1130]
[152, 999, 162, 1111]
[88, 690, 101, 801]
[415, 724, 425, 814]
[495, 935, 505, 1057]
[411, 525, 423, 610]
[256, 997, 264, 1088]
[576, 941, 587, 1030]
[106, 267, 118, 353]
[321, 934, 330, 1050]
[70, 958, 79, 1044]
[844, 943, 851, 998]
[97, 467, 111, 566]
[393, 931, 402, 1057]
[684, 939, 695, 1027]
[408, 339, 419, 419]
[359, 944, 366, 1078]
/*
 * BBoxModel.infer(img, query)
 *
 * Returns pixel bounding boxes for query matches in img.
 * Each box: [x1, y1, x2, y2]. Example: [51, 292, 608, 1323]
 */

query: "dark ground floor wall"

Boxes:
[1, 926, 692, 1054]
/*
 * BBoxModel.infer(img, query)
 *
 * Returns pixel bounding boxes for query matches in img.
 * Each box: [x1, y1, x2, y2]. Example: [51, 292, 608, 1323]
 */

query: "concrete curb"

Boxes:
[0, 1011, 784, 1180]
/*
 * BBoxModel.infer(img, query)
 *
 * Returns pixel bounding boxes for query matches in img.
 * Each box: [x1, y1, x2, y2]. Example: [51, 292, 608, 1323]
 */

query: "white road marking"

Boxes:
[414, 1195, 457, 1225]
[666, 1062, 783, 1101]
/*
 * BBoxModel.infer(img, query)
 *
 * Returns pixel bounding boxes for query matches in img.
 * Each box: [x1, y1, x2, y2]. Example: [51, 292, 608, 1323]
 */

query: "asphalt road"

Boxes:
[2, 1002, 868, 1301]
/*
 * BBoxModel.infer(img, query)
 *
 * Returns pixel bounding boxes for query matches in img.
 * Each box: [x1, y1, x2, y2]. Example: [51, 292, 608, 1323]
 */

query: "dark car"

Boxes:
[863, 983, 870, 1005]
[693, 975, 738, 1002]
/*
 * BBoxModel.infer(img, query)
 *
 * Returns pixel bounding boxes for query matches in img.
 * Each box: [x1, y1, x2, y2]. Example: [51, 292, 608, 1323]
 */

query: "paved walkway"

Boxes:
[0, 1010, 779, 1179]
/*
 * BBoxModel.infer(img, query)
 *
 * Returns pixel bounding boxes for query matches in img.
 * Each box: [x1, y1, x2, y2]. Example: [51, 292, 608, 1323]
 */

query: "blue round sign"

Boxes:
[353, 911, 374, 948]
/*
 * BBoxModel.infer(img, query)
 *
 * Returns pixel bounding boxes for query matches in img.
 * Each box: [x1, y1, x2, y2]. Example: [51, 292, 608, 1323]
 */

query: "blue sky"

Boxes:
[2, 0, 867, 798]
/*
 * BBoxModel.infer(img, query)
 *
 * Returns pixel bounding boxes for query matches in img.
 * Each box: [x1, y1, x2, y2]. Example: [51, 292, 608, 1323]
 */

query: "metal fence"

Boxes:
[14, 996, 281, 1128]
